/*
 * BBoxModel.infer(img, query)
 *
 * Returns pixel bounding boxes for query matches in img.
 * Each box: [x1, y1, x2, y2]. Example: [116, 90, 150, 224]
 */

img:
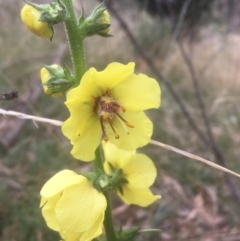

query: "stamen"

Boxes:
[100, 116, 109, 141]
[108, 119, 119, 139]
[95, 91, 134, 140]
[115, 115, 130, 135]
[120, 106, 126, 112]
[112, 102, 126, 112]
[116, 113, 134, 128]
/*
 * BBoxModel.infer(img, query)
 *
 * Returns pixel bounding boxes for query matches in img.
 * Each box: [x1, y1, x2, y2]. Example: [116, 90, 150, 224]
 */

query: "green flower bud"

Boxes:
[40, 64, 74, 97]
[97, 10, 110, 34]
[79, 3, 111, 38]
[21, 0, 66, 40]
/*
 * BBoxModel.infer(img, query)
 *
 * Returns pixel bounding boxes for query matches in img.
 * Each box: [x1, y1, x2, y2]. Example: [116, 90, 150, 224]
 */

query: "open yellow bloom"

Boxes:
[62, 62, 161, 161]
[21, 4, 53, 39]
[103, 142, 161, 207]
[40, 170, 106, 241]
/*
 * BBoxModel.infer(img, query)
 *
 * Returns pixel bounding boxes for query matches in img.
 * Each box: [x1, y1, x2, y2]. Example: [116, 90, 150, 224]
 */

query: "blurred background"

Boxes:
[1, 0, 240, 240]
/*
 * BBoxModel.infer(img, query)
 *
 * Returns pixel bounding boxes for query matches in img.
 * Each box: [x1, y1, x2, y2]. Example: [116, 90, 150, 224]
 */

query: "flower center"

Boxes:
[94, 90, 134, 141]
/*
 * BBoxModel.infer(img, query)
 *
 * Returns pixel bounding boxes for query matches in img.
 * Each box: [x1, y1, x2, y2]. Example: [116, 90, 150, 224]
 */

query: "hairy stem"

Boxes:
[61, 0, 86, 83]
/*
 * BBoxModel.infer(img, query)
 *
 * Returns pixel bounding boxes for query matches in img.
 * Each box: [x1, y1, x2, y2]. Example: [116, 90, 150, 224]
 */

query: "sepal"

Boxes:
[117, 227, 140, 241]
[40, 64, 74, 96]
[79, 3, 111, 38]
[94, 167, 128, 193]
[25, 0, 66, 24]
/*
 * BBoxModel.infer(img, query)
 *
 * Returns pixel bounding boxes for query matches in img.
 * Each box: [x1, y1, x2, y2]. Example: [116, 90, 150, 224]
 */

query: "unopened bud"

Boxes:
[40, 64, 73, 97]
[79, 4, 111, 38]
[21, 0, 66, 40]
[21, 4, 53, 39]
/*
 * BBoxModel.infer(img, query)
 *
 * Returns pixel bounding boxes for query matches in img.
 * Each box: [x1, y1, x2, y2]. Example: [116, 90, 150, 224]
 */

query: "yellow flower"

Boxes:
[103, 142, 161, 207]
[40, 170, 107, 241]
[40, 64, 63, 97]
[62, 62, 161, 162]
[21, 4, 53, 39]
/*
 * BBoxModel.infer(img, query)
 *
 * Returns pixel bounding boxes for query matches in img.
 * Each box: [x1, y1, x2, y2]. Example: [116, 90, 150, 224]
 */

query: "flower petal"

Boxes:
[67, 67, 102, 103]
[60, 215, 103, 241]
[103, 141, 135, 171]
[107, 111, 152, 150]
[40, 170, 84, 198]
[55, 179, 106, 233]
[80, 215, 104, 241]
[123, 153, 157, 189]
[117, 186, 161, 207]
[70, 115, 102, 161]
[113, 73, 161, 111]
[41, 193, 61, 231]
[60, 230, 81, 241]
[93, 62, 135, 89]
[61, 101, 94, 143]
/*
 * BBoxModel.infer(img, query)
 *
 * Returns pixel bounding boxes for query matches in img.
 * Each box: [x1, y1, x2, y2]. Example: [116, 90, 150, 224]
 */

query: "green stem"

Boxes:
[94, 146, 118, 241]
[103, 191, 118, 241]
[94, 145, 104, 171]
[61, 0, 86, 82]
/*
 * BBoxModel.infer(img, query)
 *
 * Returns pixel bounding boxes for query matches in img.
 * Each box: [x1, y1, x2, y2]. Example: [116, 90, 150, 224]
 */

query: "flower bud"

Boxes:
[97, 10, 110, 34]
[79, 4, 111, 38]
[40, 64, 73, 97]
[21, 4, 53, 39]
[21, 0, 66, 40]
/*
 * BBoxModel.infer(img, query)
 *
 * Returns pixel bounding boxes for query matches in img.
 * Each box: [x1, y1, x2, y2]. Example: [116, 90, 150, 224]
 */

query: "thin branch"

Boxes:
[150, 140, 240, 179]
[0, 108, 62, 127]
[1, 108, 240, 180]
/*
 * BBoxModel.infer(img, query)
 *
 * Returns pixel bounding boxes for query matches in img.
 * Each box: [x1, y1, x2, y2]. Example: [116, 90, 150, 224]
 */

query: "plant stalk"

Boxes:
[61, 0, 86, 83]
[94, 146, 118, 241]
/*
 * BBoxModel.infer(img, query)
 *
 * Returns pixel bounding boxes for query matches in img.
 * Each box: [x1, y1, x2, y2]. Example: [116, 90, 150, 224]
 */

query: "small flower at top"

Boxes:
[61, 62, 161, 161]
[40, 169, 107, 241]
[21, 0, 66, 40]
[103, 142, 161, 207]
[40, 64, 74, 97]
